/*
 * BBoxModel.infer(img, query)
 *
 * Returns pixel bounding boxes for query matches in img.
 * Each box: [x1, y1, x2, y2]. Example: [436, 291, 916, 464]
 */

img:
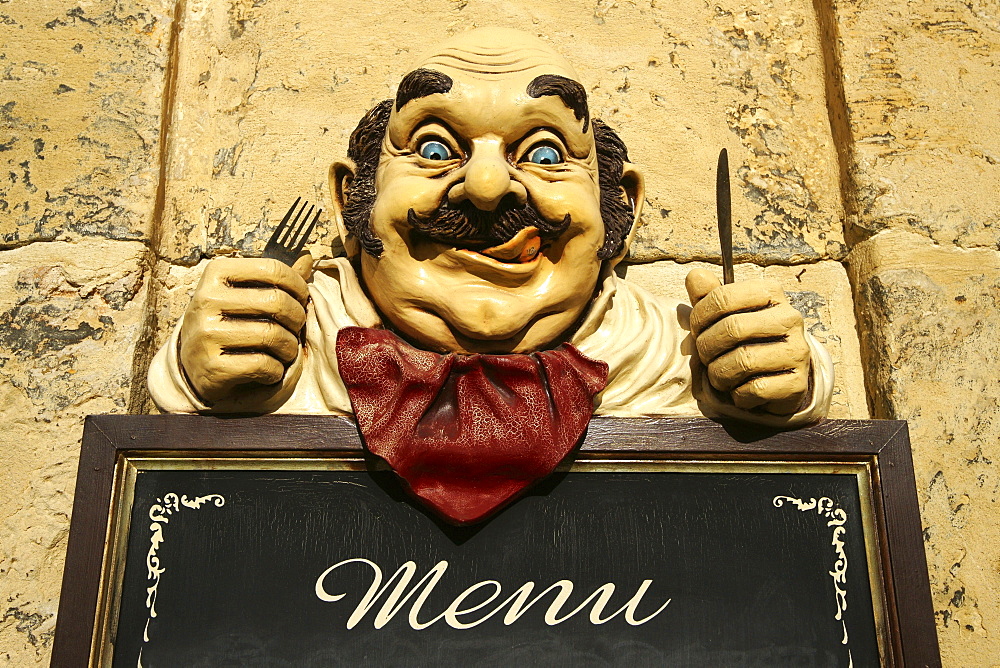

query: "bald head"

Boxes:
[395, 28, 590, 134]
[412, 27, 580, 80]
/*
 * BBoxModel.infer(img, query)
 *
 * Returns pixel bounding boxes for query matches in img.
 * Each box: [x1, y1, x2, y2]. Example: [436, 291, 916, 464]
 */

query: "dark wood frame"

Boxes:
[52, 415, 940, 667]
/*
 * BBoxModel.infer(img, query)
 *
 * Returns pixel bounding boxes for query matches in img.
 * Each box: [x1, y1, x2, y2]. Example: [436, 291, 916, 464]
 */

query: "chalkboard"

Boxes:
[53, 416, 940, 667]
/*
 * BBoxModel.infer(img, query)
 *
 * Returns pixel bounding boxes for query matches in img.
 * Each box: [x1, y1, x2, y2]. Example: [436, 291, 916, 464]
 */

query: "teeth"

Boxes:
[481, 227, 541, 263]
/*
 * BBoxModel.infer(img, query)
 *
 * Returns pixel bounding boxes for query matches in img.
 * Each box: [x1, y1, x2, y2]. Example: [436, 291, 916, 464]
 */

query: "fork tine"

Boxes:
[288, 204, 315, 247]
[292, 208, 321, 255]
[267, 197, 301, 245]
[278, 199, 308, 246]
[263, 197, 321, 265]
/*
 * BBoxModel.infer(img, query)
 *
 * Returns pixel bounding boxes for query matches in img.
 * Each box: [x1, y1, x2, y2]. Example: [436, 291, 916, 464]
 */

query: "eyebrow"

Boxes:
[395, 68, 454, 111]
[526, 74, 590, 133]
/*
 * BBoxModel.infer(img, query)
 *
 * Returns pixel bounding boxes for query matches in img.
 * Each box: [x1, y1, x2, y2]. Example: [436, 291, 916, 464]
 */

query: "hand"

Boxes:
[179, 253, 313, 405]
[685, 268, 811, 415]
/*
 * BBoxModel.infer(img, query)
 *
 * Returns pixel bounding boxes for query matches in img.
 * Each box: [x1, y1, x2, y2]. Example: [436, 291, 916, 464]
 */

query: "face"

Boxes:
[332, 30, 642, 354]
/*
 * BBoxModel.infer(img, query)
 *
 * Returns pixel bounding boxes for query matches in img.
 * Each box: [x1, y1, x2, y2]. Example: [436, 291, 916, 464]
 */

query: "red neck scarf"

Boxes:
[335, 327, 608, 525]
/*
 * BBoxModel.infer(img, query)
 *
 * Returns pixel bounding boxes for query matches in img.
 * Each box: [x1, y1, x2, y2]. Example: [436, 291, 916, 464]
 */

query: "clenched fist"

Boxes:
[685, 267, 810, 416]
[179, 253, 313, 405]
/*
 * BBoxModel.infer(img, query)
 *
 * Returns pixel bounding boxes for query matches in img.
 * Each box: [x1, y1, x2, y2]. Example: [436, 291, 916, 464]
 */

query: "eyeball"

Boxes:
[524, 145, 562, 165]
[418, 140, 453, 161]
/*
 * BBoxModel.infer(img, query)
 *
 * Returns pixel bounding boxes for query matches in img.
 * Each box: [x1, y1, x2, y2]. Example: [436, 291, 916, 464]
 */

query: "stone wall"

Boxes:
[834, 1, 1000, 663]
[1, 1, 996, 664]
[0, 0, 174, 658]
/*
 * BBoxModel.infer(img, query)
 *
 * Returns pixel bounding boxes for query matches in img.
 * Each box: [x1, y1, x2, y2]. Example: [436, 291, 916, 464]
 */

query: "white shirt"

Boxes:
[148, 258, 833, 426]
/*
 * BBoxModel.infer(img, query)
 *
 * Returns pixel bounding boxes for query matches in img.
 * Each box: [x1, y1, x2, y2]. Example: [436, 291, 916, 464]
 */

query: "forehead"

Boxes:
[421, 41, 579, 80]
[388, 42, 591, 145]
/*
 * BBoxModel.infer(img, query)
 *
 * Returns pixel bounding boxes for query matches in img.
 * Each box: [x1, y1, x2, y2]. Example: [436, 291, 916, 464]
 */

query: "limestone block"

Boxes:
[616, 0, 847, 265]
[621, 259, 867, 419]
[0, 240, 149, 663]
[848, 229, 1000, 664]
[0, 0, 175, 247]
[155, 0, 844, 266]
[834, 0, 1000, 248]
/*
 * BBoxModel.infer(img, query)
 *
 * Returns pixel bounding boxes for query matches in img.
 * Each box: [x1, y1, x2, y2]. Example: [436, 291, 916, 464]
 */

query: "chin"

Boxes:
[361, 253, 596, 355]
[435, 306, 584, 355]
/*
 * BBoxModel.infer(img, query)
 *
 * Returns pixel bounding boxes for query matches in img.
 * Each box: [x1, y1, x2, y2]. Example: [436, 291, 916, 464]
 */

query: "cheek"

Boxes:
[528, 181, 604, 240]
[359, 252, 413, 319]
[373, 166, 452, 229]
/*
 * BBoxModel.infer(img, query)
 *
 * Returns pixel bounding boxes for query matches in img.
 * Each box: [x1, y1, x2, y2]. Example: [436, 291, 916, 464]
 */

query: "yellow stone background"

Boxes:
[0, 0, 996, 664]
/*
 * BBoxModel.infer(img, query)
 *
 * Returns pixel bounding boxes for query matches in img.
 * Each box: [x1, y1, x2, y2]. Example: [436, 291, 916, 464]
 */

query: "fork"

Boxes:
[262, 197, 321, 266]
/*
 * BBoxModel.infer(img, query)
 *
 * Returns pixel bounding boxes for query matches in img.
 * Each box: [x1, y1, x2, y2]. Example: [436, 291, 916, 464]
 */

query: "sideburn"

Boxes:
[592, 119, 634, 260]
[343, 100, 392, 257]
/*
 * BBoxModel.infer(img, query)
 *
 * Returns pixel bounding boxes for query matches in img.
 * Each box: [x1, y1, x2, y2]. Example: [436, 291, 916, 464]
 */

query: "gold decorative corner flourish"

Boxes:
[138, 493, 226, 668]
[773, 495, 851, 667]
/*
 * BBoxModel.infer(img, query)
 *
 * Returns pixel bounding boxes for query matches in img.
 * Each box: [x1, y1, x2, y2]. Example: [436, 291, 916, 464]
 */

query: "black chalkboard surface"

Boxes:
[53, 416, 940, 667]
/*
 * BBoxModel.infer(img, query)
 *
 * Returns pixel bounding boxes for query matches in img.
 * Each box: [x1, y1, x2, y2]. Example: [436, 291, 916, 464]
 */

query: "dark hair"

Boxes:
[341, 103, 634, 260]
[591, 118, 634, 260]
[343, 100, 393, 257]
[526, 74, 590, 134]
[395, 68, 453, 111]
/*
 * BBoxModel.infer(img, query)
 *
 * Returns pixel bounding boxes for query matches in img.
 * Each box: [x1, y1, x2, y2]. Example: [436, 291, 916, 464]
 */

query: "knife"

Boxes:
[716, 148, 734, 284]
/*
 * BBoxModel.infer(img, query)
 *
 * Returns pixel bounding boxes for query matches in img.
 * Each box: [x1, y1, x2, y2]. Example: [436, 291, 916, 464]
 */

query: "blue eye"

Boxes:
[418, 140, 453, 161]
[525, 145, 562, 165]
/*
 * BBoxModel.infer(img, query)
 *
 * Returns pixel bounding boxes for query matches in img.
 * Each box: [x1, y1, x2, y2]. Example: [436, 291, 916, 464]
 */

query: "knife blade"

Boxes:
[716, 148, 734, 285]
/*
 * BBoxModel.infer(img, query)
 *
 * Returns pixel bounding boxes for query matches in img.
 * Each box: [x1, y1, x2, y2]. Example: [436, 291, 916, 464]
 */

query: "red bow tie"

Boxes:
[336, 327, 608, 525]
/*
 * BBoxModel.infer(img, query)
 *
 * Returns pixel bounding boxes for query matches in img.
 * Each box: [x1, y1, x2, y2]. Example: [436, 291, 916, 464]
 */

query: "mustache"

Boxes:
[406, 197, 571, 248]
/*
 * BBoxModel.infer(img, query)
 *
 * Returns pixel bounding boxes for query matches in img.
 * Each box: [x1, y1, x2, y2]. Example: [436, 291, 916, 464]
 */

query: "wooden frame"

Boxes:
[52, 415, 939, 667]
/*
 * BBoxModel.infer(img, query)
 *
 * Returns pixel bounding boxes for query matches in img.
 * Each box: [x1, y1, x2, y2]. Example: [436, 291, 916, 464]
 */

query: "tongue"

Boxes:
[481, 227, 541, 263]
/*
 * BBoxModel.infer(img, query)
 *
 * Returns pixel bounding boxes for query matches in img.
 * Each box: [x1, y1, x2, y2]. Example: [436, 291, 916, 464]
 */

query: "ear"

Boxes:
[328, 159, 360, 258]
[608, 161, 645, 267]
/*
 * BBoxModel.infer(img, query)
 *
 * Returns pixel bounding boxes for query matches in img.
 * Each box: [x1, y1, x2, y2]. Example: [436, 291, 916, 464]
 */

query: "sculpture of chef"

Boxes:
[149, 28, 832, 523]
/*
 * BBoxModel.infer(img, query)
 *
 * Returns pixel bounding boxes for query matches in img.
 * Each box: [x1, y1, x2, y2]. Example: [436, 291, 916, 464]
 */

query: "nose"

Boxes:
[449, 139, 527, 211]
